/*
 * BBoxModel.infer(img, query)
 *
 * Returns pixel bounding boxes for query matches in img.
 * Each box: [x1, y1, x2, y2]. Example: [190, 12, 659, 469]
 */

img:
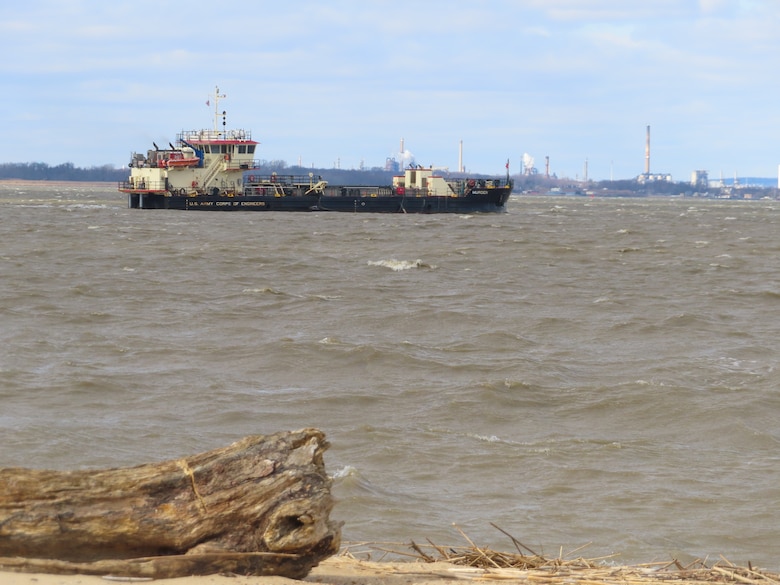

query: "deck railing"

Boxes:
[117, 179, 167, 192]
[178, 129, 253, 142]
[244, 174, 325, 186]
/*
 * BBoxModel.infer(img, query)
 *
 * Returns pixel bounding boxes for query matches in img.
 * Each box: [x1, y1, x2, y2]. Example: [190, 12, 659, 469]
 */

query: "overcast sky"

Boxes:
[1, 1, 777, 181]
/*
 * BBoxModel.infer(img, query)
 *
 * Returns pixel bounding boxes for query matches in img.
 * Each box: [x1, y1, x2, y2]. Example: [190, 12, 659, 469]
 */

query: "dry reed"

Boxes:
[340, 524, 780, 585]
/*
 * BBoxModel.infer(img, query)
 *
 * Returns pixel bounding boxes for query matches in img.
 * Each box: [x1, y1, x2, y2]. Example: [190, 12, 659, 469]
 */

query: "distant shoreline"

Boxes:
[0, 179, 115, 187]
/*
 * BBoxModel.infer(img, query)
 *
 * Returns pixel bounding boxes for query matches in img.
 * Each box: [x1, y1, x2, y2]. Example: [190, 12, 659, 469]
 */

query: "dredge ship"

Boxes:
[118, 89, 513, 213]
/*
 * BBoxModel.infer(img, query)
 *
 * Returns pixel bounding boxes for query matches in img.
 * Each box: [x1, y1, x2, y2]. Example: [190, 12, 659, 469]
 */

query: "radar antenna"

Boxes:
[211, 86, 227, 134]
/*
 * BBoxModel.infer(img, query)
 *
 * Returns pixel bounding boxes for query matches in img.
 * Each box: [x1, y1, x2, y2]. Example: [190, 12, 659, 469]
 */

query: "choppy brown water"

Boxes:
[2, 183, 779, 568]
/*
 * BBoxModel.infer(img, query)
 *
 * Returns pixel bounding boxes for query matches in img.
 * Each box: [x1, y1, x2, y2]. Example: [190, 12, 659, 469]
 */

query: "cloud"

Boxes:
[699, 0, 728, 14]
[0, 0, 779, 177]
[523, 0, 690, 21]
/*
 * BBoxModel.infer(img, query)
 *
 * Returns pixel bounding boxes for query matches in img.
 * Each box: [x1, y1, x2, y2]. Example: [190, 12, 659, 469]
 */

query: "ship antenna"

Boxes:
[212, 86, 226, 134]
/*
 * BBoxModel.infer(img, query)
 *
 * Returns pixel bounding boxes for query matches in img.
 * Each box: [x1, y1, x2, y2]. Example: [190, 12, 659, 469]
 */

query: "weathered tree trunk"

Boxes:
[0, 428, 341, 579]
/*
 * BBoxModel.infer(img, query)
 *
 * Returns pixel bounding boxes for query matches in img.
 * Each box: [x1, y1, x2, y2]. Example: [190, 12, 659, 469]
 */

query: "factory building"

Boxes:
[691, 170, 709, 189]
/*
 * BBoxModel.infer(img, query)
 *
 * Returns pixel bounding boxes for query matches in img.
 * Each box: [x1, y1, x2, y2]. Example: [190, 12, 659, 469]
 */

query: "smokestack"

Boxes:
[545, 156, 550, 178]
[458, 140, 463, 173]
[645, 125, 651, 175]
[400, 137, 404, 157]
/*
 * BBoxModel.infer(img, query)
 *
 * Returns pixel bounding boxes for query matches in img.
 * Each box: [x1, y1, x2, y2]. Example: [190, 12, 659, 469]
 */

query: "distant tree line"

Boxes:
[2, 161, 776, 198]
[513, 172, 780, 197]
[0, 162, 128, 182]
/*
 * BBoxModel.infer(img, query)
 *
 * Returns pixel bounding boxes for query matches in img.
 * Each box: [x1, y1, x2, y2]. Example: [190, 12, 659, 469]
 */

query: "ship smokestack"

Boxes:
[645, 125, 651, 175]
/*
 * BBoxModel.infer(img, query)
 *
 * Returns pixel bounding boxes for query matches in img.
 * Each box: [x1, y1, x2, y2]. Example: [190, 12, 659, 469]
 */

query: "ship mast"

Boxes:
[211, 86, 227, 135]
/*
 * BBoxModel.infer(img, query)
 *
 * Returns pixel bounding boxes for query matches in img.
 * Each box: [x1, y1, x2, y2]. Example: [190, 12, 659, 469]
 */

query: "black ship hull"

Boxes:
[126, 189, 511, 213]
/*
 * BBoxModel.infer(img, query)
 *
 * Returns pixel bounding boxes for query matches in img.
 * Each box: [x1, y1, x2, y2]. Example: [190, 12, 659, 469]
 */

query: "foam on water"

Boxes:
[367, 258, 433, 271]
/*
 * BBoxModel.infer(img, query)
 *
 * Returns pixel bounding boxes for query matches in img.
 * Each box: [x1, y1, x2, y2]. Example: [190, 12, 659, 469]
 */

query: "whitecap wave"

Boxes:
[242, 287, 286, 295]
[331, 465, 359, 479]
[367, 259, 433, 271]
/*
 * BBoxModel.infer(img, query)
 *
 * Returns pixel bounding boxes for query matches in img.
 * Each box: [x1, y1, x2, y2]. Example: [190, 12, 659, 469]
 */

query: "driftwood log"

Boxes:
[0, 428, 341, 579]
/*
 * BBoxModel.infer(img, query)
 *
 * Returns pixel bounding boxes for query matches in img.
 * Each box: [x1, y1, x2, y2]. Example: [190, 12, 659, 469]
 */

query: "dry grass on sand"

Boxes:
[322, 524, 780, 585]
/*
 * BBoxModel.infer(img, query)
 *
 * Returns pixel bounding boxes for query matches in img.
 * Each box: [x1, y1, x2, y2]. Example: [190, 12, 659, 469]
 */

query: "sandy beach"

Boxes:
[0, 556, 504, 585]
[3, 553, 780, 585]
